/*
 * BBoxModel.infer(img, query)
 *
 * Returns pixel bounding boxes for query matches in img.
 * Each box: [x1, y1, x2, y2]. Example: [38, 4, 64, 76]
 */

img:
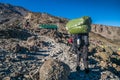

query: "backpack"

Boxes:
[66, 16, 92, 34]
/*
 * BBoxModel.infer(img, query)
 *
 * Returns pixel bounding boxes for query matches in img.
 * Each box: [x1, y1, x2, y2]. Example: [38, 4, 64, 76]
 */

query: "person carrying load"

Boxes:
[66, 16, 92, 74]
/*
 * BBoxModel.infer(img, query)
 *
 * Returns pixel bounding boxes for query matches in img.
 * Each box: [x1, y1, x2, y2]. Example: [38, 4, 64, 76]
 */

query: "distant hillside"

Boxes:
[91, 24, 120, 45]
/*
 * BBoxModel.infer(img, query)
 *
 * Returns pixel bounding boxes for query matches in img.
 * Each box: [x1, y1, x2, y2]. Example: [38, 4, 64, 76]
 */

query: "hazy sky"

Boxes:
[0, 0, 120, 27]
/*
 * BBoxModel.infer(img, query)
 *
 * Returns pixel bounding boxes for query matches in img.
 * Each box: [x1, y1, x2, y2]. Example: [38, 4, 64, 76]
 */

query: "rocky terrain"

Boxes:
[91, 24, 120, 45]
[0, 3, 120, 80]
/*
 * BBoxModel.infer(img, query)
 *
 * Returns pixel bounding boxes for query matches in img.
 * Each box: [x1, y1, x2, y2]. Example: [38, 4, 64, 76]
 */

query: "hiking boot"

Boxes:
[76, 66, 80, 71]
[85, 68, 90, 74]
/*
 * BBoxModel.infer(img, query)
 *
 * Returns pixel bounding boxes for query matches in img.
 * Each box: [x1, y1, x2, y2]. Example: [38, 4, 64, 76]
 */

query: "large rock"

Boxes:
[39, 59, 70, 80]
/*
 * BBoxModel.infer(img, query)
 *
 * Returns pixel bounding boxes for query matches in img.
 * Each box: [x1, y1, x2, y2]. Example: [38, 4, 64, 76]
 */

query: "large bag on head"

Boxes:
[66, 16, 92, 34]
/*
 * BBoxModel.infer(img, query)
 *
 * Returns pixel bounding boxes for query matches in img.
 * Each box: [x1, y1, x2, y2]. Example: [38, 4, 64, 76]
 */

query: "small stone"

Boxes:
[27, 36, 36, 42]
[0, 63, 2, 67]
[99, 61, 107, 68]
[27, 36, 36, 46]
[3, 77, 11, 80]
[116, 66, 120, 71]
[5, 58, 11, 62]
[112, 63, 117, 68]
[18, 67, 22, 71]
[10, 72, 16, 77]
[108, 63, 112, 67]
[24, 74, 30, 78]
[21, 54, 29, 59]
[101, 73, 107, 79]
[41, 59, 45, 62]
[117, 51, 120, 56]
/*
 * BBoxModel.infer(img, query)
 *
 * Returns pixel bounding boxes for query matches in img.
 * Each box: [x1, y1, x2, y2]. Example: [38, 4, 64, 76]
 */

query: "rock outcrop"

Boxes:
[39, 59, 70, 80]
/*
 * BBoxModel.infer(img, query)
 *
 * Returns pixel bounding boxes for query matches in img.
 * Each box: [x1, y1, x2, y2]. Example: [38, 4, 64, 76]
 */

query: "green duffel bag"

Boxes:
[67, 25, 91, 34]
[66, 16, 92, 34]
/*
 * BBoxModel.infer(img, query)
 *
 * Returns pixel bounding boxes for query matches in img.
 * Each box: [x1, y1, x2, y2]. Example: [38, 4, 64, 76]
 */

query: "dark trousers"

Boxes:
[73, 33, 89, 69]
[77, 45, 88, 69]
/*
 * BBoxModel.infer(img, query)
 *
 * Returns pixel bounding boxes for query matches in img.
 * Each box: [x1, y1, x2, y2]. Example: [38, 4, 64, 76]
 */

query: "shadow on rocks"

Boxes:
[68, 58, 102, 80]
[89, 58, 98, 65]
[107, 66, 120, 78]
[68, 67, 102, 80]
[108, 55, 120, 78]
[111, 56, 120, 66]
[7, 28, 32, 40]
[0, 29, 32, 40]
[27, 52, 49, 57]
[88, 47, 97, 56]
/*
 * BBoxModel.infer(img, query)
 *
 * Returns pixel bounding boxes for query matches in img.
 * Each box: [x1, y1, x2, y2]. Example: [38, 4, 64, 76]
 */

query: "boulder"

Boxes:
[39, 59, 70, 80]
[27, 36, 39, 52]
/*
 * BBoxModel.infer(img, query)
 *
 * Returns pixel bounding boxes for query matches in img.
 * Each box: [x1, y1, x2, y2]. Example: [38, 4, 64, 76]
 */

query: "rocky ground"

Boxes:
[0, 28, 120, 80]
[0, 3, 120, 80]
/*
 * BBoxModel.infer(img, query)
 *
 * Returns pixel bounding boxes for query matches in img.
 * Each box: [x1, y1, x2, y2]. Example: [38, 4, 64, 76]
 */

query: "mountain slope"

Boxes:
[0, 2, 120, 45]
[0, 3, 120, 80]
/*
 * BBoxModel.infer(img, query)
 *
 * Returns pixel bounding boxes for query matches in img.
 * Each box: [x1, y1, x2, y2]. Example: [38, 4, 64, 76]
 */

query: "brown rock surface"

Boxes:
[91, 24, 120, 44]
[94, 52, 110, 61]
[117, 50, 120, 56]
[39, 59, 70, 80]
[27, 36, 36, 46]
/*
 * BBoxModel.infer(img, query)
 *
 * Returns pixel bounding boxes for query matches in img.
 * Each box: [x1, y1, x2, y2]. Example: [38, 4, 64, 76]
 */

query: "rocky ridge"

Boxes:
[91, 24, 120, 44]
